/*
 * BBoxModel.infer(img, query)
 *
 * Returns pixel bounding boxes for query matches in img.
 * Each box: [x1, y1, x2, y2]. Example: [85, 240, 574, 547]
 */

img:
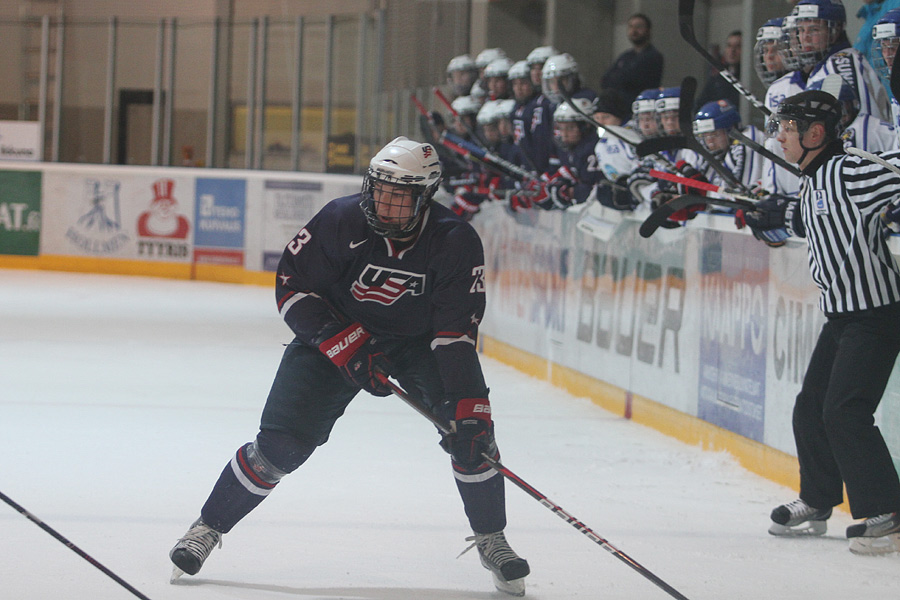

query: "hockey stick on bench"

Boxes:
[0, 489, 153, 600]
[386, 380, 692, 600]
[639, 193, 754, 238]
[678, 0, 770, 117]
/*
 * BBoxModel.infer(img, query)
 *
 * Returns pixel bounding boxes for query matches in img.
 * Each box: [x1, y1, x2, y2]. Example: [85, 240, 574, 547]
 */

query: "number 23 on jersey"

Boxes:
[287, 228, 312, 255]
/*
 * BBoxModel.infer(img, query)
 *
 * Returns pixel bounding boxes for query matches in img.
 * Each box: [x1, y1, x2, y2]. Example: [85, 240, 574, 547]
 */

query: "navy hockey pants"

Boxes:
[794, 302, 900, 519]
[200, 338, 506, 534]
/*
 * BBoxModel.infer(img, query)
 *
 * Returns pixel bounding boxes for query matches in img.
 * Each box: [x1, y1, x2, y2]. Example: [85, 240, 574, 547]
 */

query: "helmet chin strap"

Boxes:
[796, 129, 827, 167]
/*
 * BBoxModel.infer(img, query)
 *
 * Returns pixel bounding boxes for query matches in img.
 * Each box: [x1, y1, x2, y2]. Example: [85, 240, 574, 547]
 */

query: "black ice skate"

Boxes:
[847, 512, 900, 555]
[169, 517, 222, 581]
[768, 498, 832, 536]
[463, 530, 530, 596]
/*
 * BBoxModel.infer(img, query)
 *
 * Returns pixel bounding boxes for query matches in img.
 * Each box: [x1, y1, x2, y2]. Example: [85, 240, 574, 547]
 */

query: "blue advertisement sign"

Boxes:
[194, 178, 246, 265]
[697, 231, 768, 442]
[194, 178, 246, 248]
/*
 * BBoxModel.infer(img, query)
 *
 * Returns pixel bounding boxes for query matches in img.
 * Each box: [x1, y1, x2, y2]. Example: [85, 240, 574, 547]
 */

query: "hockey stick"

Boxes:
[0, 489, 153, 600]
[433, 86, 490, 148]
[639, 193, 754, 238]
[443, 130, 538, 182]
[558, 90, 676, 164]
[635, 136, 688, 159]
[678, 0, 770, 117]
[649, 169, 757, 202]
[886, 36, 900, 99]
[844, 146, 900, 177]
[727, 129, 803, 178]
[411, 93, 536, 183]
[386, 381, 692, 600]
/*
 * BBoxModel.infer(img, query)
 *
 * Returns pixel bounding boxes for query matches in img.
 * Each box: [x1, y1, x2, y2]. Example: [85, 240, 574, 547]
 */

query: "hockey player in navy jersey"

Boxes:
[510, 98, 600, 211]
[169, 137, 530, 596]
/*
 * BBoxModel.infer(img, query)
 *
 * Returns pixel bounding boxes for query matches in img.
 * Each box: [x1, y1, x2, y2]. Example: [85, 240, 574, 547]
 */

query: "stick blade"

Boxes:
[636, 136, 687, 158]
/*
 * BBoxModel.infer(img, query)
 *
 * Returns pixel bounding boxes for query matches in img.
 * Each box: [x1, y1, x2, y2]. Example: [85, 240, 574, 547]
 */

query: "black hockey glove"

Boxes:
[439, 398, 493, 469]
[741, 194, 802, 248]
[535, 178, 573, 210]
[318, 323, 393, 396]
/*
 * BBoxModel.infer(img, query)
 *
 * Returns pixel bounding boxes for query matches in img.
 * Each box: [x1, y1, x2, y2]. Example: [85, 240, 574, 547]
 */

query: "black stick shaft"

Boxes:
[388, 382, 692, 600]
[678, 0, 770, 116]
[0, 490, 153, 600]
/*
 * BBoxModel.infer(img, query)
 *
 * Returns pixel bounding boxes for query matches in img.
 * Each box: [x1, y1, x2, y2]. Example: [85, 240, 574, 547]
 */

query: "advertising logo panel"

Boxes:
[193, 178, 246, 266]
[261, 180, 323, 271]
[0, 170, 41, 255]
[698, 231, 768, 441]
[42, 171, 194, 261]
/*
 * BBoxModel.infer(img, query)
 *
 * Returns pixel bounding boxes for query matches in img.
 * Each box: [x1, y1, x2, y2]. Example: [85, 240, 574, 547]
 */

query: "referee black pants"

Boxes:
[794, 301, 900, 519]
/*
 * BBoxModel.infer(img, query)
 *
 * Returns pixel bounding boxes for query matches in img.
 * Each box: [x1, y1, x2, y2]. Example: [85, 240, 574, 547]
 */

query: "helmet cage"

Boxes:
[541, 54, 580, 104]
[786, 2, 845, 70]
[654, 92, 680, 136]
[754, 21, 788, 85]
[872, 13, 900, 80]
[359, 138, 442, 239]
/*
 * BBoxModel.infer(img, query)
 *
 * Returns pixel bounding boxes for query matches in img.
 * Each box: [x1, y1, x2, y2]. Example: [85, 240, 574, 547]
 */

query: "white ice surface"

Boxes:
[1, 269, 898, 600]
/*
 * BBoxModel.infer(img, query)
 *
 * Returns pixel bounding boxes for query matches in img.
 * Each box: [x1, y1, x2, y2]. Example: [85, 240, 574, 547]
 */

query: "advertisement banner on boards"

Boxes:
[0, 169, 41, 255]
[42, 170, 195, 261]
[193, 178, 246, 266]
[0, 121, 42, 161]
[697, 230, 769, 442]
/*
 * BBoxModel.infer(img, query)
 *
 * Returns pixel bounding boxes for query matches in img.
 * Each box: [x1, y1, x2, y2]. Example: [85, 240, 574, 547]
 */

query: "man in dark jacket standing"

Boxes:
[601, 13, 664, 105]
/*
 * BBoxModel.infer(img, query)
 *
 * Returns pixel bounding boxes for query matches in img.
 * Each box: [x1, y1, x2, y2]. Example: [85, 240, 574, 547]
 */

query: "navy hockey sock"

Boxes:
[454, 462, 507, 534]
[201, 430, 315, 533]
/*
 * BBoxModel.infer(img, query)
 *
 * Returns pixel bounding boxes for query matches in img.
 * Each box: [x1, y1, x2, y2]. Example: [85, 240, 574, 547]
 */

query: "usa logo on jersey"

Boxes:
[351, 264, 426, 305]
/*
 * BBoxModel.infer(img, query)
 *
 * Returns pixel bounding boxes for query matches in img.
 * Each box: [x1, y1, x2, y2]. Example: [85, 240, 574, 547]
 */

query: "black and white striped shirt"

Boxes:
[800, 150, 900, 314]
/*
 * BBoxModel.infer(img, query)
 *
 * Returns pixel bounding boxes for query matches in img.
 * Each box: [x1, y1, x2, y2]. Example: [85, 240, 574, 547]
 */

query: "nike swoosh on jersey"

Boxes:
[349, 239, 367, 248]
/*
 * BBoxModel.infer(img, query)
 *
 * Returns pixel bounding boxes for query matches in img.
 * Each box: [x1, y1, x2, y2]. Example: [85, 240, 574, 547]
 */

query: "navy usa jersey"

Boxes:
[276, 194, 488, 399]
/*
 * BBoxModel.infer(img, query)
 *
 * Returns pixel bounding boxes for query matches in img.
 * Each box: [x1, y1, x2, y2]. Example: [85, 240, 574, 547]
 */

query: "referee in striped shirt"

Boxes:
[745, 89, 900, 554]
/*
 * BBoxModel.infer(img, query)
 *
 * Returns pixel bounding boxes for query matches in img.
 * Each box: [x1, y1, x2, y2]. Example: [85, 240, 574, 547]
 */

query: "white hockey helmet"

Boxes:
[483, 57, 514, 79]
[542, 53, 579, 80]
[446, 54, 477, 75]
[507, 60, 530, 81]
[475, 47, 508, 69]
[553, 98, 593, 123]
[495, 99, 516, 119]
[526, 45, 559, 67]
[469, 85, 488, 106]
[542, 53, 580, 103]
[360, 137, 442, 239]
[451, 95, 482, 117]
[477, 100, 503, 126]
[446, 54, 478, 97]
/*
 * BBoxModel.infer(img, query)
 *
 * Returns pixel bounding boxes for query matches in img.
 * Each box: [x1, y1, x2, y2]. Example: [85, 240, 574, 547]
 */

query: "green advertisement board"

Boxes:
[0, 170, 41, 255]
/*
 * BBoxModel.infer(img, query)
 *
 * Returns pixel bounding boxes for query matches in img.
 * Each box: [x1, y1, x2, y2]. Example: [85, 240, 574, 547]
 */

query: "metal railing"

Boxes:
[0, 12, 428, 174]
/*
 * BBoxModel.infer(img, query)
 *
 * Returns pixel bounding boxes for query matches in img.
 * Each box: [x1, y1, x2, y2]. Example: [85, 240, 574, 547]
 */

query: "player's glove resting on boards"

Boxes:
[318, 323, 393, 396]
[440, 397, 493, 468]
[739, 194, 803, 248]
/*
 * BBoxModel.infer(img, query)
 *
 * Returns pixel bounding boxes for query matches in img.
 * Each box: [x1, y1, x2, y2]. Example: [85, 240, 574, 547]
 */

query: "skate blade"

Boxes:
[491, 571, 525, 597]
[768, 520, 827, 537]
[849, 533, 900, 555]
[170, 565, 186, 584]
